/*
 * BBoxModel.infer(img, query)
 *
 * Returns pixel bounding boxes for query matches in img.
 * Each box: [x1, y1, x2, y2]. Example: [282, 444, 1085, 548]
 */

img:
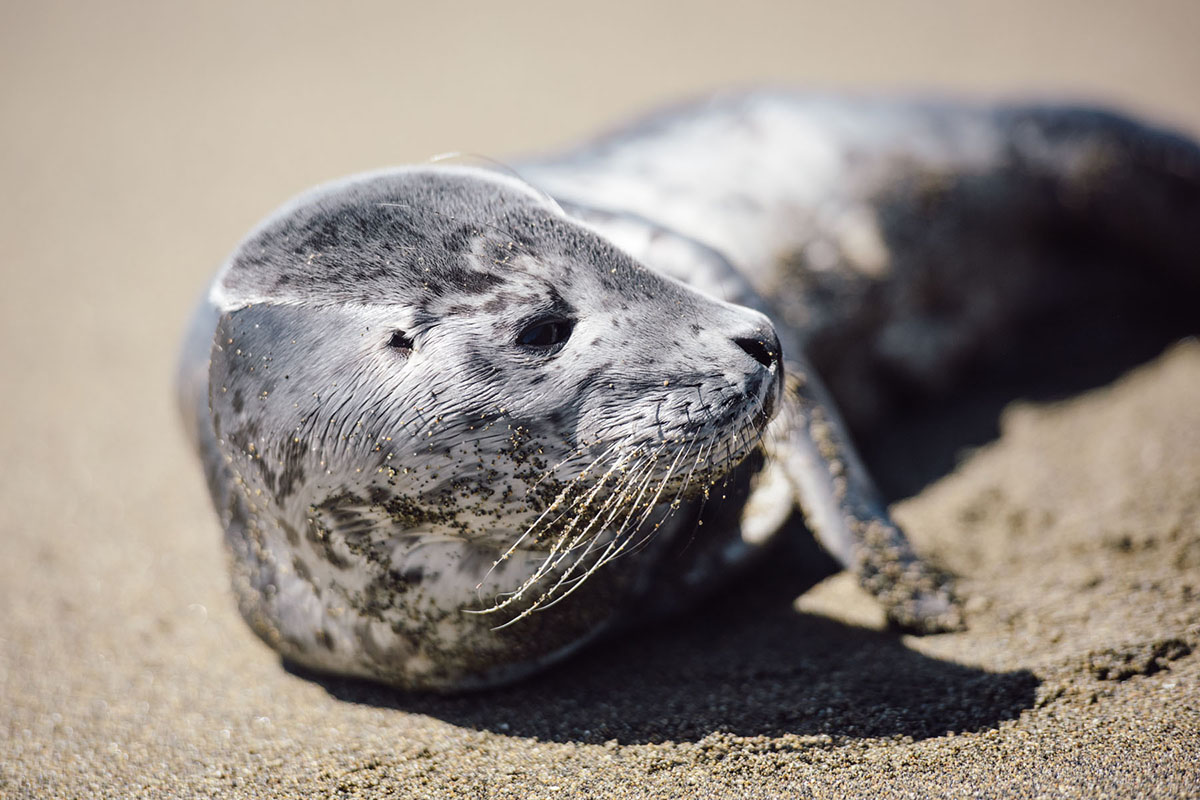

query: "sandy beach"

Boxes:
[2, 2, 1198, 797]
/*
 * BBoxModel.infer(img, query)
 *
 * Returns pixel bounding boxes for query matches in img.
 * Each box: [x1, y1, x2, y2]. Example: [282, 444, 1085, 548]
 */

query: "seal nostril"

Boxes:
[734, 336, 775, 369]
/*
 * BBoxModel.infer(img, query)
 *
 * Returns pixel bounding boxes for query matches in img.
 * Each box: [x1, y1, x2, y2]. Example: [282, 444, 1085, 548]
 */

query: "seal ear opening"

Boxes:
[387, 330, 414, 356]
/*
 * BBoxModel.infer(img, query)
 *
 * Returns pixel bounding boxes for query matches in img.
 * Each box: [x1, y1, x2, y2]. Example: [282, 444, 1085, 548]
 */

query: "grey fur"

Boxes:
[179, 92, 1200, 691]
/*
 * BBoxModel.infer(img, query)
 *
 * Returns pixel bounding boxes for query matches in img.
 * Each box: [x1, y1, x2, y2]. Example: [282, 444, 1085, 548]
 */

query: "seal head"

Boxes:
[203, 167, 783, 689]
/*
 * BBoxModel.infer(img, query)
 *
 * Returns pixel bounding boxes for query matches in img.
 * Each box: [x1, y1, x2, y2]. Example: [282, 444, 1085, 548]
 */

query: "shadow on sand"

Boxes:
[292, 544, 1038, 745]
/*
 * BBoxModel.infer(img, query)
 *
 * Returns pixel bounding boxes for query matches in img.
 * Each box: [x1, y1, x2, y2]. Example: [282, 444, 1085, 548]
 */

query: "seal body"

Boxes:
[179, 91, 1200, 691]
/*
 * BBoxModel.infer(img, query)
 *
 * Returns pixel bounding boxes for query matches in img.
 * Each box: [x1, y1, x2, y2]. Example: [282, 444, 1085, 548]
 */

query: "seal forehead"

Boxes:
[213, 168, 566, 311]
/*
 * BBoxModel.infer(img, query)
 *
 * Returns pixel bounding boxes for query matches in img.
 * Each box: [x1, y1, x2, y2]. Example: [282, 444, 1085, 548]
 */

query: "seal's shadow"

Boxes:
[296, 544, 1038, 744]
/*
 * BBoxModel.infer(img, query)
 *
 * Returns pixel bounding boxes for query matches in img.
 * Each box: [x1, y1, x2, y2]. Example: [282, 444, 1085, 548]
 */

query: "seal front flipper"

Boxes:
[766, 358, 964, 634]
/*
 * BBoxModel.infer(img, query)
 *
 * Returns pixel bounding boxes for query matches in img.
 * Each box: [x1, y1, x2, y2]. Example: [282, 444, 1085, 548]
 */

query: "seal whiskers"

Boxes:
[475, 443, 661, 620]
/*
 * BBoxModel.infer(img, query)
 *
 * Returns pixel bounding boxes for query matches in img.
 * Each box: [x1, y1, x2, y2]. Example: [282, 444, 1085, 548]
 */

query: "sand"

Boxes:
[2, 2, 1198, 797]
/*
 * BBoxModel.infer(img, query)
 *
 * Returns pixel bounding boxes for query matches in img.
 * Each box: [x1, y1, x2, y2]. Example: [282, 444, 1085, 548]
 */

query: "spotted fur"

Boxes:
[179, 93, 1200, 691]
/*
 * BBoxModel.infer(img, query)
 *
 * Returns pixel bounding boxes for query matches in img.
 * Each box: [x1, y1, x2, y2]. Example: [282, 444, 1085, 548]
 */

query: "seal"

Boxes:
[178, 91, 1200, 691]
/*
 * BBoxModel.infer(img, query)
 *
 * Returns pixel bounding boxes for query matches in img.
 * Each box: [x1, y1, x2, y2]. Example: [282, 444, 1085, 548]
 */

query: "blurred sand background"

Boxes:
[2, 1, 1198, 797]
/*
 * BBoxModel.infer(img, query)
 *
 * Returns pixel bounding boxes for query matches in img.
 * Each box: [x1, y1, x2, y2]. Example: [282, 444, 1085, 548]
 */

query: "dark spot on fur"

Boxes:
[391, 565, 425, 586]
[366, 485, 396, 507]
[544, 286, 569, 311]
[443, 265, 506, 295]
[459, 351, 489, 374]
[304, 508, 353, 570]
[480, 294, 515, 314]
[280, 519, 301, 547]
[226, 419, 260, 455]
[277, 436, 308, 502]
[292, 557, 314, 584]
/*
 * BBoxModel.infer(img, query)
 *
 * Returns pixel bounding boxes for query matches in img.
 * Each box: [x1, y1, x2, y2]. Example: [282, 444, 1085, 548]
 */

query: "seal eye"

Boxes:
[387, 330, 414, 356]
[517, 318, 574, 351]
